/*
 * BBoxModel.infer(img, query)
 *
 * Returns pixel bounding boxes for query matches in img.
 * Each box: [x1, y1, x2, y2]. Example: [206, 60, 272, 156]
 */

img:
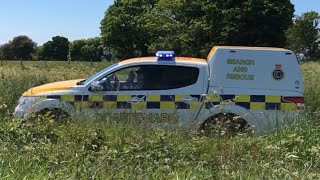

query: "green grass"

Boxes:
[0, 60, 112, 69]
[0, 61, 320, 179]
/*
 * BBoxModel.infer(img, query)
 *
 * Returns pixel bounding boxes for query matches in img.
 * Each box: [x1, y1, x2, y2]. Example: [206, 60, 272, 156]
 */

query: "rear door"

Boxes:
[135, 64, 205, 126]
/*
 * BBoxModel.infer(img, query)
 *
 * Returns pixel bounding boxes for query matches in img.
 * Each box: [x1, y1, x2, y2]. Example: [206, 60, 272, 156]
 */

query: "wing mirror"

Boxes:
[90, 81, 103, 92]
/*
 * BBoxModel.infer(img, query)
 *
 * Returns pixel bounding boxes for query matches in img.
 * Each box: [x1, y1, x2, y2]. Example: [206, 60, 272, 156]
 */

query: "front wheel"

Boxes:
[32, 108, 70, 122]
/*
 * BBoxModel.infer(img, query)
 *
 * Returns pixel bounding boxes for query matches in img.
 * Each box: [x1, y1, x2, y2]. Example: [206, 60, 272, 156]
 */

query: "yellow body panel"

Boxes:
[281, 103, 296, 111]
[23, 79, 83, 96]
[250, 102, 266, 110]
[89, 95, 104, 102]
[160, 102, 176, 109]
[266, 95, 282, 103]
[235, 95, 250, 102]
[207, 46, 288, 60]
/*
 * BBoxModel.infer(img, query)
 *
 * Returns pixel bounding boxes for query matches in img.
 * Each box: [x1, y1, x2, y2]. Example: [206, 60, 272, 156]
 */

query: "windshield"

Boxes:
[79, 63, 118, 85]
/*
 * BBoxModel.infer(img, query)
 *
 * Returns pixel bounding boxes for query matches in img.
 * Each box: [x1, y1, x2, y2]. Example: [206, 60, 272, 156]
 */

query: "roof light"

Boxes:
[156, 51, 175, 60]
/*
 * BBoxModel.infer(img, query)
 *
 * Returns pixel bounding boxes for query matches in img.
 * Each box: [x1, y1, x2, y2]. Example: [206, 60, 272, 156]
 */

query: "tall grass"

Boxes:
[0, 61, 320, 179]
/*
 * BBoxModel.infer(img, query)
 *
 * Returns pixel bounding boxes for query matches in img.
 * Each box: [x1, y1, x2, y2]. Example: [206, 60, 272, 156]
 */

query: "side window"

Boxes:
[114, 66, 143, 90]
[96, 65, 199, 91]
[157, 66, 199, 90]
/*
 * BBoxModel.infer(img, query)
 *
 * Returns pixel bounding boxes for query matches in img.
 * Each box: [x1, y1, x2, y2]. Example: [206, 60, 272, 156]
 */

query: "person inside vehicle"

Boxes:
[134, 68, 145, 90]
[124, 70, 136, 90]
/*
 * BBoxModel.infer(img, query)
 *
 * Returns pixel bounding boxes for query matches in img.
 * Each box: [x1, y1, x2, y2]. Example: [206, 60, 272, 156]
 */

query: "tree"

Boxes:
[142, 0, 218, 57]
[69, 39, 86, 61]
[100, 0, 158, 60]
[41, 41, 54, 60]
[1, 43, 14, 60]
[35, 46, 44, 60]
[216, 0, 294, 47]
[81, 38, 104, 61]
[0, 46, 4, 60]
[1, 36, 36, 60]
[11, 36, 37, 60]
[69, 37, 104, 61]
[286, 11, 320, 59]
[42, 36, 70, 60]
[100, 0, 294, 59]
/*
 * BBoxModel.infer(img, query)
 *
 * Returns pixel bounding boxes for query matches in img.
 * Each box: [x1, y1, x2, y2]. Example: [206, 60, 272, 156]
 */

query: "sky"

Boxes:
[0, 0, 113, 45]
[0, 0, 319, 45]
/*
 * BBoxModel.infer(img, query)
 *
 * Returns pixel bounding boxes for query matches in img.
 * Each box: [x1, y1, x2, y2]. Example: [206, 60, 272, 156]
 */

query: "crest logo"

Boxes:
[273, 64, 284, 80]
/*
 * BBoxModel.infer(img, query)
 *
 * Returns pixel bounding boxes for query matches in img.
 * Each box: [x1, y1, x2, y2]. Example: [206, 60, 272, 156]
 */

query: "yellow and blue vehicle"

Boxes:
[14, 46, 305, 133]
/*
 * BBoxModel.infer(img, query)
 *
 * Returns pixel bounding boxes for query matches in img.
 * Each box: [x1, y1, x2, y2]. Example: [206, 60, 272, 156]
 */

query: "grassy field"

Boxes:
[1, 61, 320, 179]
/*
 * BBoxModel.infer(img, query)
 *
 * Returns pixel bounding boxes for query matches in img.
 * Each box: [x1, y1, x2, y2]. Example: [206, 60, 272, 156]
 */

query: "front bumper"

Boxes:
[13, 96, 42, 120]
[13, 104, 31, 120]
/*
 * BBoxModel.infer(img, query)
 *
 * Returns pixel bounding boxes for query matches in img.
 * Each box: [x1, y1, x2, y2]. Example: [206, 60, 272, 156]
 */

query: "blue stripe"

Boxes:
[266, 103, 281, 110]
[235, 102, 250, 109]
[83, 95, 89, 101]
[250, 95, 265, 102]
[220, 95, 235, 101]
[75, 95, 83, 101]
[103, 95, 117, 101]
[47, 95, 61, 99]
[160, 95, 175, 101]
[147, 102, 160, 109]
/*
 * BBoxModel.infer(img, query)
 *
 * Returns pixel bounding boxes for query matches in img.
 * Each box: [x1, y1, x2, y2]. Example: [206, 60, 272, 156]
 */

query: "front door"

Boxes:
[84, 64, 204, 126]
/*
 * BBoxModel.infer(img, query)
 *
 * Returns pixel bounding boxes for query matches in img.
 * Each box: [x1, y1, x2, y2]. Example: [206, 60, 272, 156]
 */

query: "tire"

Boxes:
[33, 108, 70, 122]
[201, 113, 252, 137]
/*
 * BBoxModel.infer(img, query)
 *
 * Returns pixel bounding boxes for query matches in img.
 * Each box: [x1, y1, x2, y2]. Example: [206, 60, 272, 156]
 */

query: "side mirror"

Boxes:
[90, 81, 103, 92]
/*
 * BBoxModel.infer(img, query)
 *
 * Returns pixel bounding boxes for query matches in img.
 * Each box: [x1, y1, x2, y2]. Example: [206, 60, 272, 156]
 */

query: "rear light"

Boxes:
[283, 97, 304, 104]
[282, 96, 305, 111]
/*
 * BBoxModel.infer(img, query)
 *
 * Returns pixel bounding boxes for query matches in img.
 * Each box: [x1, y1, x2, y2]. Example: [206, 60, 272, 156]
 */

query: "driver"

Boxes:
[125, 70, 136, 89]
[96, 77, 109, 90]
[134, 68, 144, 90]
[98, 74, 119, 91]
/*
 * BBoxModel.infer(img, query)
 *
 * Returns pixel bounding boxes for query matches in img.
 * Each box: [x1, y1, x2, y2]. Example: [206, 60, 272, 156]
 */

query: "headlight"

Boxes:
[18, 96, 38, 106]
[18, 97, 27, 105]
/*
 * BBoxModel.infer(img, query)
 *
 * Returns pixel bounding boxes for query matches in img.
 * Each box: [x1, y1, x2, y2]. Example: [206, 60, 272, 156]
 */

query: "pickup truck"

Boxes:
[14, 46, 304, 134]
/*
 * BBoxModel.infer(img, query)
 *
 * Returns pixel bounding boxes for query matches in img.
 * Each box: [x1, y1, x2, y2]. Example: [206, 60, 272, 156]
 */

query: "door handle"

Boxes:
[129, 96, 145, 103]
[181, 97, 198, 104]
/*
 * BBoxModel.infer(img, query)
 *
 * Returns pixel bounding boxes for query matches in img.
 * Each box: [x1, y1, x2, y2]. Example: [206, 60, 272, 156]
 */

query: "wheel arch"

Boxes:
[31, 99, 77, 117]
[196, 104, 261, 132]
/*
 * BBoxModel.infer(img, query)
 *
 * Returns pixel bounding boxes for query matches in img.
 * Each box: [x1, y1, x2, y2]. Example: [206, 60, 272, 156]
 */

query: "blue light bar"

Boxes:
[156, 51, 175, 60]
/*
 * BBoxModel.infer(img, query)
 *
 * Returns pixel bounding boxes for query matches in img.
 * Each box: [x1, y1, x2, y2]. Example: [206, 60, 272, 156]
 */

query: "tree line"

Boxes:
[0, 0, 319, 61]
[0, 36, 109, 61]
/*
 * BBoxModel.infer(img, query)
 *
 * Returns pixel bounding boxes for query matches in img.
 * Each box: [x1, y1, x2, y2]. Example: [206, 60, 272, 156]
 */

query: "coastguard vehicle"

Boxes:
[14, 46, 304, 134]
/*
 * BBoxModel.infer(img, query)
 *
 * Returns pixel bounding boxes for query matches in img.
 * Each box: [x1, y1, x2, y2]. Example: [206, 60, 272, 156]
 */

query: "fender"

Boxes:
[196, 104, 262, 133]
[31, 99, 77, 117]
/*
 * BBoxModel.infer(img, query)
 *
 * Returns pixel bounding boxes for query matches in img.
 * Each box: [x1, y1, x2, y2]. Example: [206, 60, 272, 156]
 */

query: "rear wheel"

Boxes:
[201, 113, 252, 137]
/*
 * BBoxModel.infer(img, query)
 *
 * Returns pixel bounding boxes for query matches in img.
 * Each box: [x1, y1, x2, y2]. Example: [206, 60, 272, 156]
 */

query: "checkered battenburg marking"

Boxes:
[43, 94, 297, 111]
[205, 94, 296, 110]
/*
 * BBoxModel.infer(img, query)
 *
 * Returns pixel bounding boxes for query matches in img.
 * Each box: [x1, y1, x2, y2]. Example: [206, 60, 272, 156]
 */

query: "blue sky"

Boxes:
[0, 0, 113, 45]
[0, 0, 319, 45]
[291, 0, 320, 15]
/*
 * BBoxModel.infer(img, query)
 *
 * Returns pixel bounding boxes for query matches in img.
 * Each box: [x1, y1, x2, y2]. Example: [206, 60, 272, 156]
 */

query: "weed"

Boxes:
[0, 61, 319, 179]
